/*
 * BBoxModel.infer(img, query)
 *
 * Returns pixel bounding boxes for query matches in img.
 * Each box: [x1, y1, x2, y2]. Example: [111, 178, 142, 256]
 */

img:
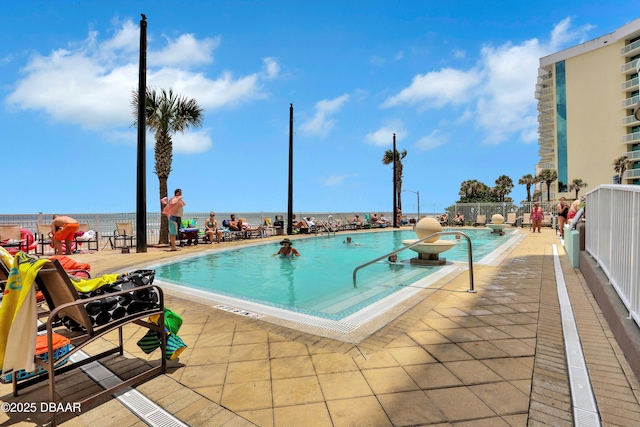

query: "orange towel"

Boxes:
[50, 255, 91, 276]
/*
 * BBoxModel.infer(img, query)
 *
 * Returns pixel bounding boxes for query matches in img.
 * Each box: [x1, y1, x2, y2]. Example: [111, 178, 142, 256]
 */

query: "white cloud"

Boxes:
[381, 68, 481, 109]
[299, 94, 350, 138]
[414, 130, 449, 151]
[173, 128, 212, 153]
[382, 17, 592, 145]
[4, 19, 279, 136]
[323, 174, 350, 186]
[150, 34, 219, 67]
[453, 49, 465, 59]
[365, 121, 407, 147]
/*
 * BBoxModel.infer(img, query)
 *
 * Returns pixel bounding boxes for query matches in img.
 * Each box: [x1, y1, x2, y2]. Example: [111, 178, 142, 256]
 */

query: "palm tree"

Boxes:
[538, 169, 558, 202]
[493, 175, 514, 203]
[613, 155, 631, 184]
[132, 87, 204, 244]
[532, 189, 542, 202]
[568, 178, 588, 198]
[518, 173, 536, 202]
[382, 149, 408, 214]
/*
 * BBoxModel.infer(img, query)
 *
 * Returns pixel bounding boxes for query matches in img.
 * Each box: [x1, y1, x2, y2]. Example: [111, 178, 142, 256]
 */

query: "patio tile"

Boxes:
[444, 360, 504, 384]
[377, 390, 446, 425]
[423, 343, 474, 362]
[270, 355, 316, 379]
[274, 402, 333, 427]
[272, 376, 324, 407]
[387, 346, 437, 365]
[326, 396, 392, 427]
[425, 386, 496, 421]
[317, 371, 373, 400]
[469, 382, 530, 415]
[361, 366, 419, 394]
[405, 363, 463, 389]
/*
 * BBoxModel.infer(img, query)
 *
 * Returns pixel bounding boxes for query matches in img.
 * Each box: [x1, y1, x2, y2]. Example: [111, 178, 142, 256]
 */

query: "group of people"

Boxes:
[161, 189, 263, 251]
[556, 196, 585, 239]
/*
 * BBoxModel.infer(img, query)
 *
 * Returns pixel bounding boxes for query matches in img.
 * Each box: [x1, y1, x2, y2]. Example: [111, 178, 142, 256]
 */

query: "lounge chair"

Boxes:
[506, 213, 517, 226]
[35, 224, 53, 255]
[473, 214, 487, 227]
[10, 259, 166, 414]
[74, 223, 99, 252]
[542, 214, 552, 228]
[521, 213, 532, 229]
[114, 222, 135, 248]
[0, 224, 35, 254]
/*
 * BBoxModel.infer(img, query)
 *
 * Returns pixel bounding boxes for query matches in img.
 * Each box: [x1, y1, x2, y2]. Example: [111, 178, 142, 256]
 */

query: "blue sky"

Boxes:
[1, 1, 635, 214]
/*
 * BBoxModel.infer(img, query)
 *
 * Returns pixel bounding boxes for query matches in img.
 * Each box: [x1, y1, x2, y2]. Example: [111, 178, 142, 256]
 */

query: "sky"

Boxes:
[1, 1, 637, 215]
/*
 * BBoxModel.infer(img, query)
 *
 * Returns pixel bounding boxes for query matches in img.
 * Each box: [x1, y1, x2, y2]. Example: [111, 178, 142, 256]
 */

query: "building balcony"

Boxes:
[620, 39, 640, 57]
[622, 131, 640, 143]
[538, 162, 555, 169]
[537, 102, 554, 111]
[622, 114, 640, 126]
[621, 58, 639, 74]
[621, 95, 640, 108]
[623, 168, 640, 179]
[539, 146, 555, 156]
[623, 150, 640, 161]
[622, 76, 639, 92]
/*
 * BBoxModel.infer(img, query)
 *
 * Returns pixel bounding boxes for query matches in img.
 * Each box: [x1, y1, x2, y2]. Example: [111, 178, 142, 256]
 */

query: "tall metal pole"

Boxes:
[287, 104, 294, 235]
[136, 14, 147, 252]
[392, 133, 398, 228]
[417, 191, 420, 221]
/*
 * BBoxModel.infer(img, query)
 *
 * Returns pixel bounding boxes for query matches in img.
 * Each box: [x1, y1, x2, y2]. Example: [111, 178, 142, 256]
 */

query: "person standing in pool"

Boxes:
[273, 238, 300, 257]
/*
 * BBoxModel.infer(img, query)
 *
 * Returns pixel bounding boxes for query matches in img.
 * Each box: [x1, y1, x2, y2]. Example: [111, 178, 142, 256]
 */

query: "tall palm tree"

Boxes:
[538, 169, 558, 202]
[532, 189, 541, 202]
[518, 173, 536, 202]
[613, 155, 631, 184]
[132, 87, 204, 244]
[493, 175, 514, 203]
[382, 149, 408, 214]
[568, 178, 588, 198]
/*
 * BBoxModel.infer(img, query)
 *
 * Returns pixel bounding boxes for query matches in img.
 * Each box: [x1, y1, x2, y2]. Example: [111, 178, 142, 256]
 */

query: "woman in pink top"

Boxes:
[530, 202, 543, 233]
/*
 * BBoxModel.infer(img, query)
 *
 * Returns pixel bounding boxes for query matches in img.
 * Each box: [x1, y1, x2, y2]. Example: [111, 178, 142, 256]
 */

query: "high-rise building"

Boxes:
[536, 18, 640, 201]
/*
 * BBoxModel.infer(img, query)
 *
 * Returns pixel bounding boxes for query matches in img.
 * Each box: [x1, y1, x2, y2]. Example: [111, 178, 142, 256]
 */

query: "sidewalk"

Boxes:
[1, 229, 639, 426]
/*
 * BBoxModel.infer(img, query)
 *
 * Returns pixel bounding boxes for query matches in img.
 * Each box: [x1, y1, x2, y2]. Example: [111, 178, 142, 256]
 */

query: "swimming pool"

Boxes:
[151, 229, 523, 333]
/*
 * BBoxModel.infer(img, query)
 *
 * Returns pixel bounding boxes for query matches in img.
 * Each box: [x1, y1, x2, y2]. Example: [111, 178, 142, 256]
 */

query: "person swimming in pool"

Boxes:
[273, 238, 300, 257]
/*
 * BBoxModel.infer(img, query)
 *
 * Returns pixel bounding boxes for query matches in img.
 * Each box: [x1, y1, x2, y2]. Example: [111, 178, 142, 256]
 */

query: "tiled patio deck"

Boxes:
[1, 228, 640, 426]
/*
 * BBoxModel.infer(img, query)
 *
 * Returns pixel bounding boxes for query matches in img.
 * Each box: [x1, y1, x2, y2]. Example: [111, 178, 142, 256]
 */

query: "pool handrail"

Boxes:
[352, 231, 475, 293]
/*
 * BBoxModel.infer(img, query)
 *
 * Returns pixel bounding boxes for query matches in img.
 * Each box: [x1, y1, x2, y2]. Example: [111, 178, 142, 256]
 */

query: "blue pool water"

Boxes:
[153, 229, 517, 322]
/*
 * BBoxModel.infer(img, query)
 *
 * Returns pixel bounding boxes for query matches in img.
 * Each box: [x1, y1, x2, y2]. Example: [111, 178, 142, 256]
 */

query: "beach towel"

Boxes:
[50, 255, 91, 275]
[62, 270, 159, 331]
[0, 251, 49, 376]
[136, 308, 187, 360]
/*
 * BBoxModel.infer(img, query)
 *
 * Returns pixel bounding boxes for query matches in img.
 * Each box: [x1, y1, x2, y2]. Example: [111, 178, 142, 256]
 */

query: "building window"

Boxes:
[555, 61, 568, 191]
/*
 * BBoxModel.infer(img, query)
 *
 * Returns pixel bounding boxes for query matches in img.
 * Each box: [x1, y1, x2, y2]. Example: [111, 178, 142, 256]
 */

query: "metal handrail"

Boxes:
[352, 231, 475, 293]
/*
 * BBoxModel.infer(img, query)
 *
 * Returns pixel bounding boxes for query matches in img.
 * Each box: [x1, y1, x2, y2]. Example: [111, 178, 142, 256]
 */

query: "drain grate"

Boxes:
[552, 245, 601, 427]
[69, 352, 188, 427]
[214, 304, 264, 318]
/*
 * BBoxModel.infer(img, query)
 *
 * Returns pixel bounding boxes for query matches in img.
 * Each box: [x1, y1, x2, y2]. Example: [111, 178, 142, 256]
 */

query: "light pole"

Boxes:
[402, 190, 420, 222]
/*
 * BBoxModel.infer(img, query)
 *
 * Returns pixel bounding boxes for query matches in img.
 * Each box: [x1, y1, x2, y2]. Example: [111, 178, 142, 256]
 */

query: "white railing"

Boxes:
[586, 185, 640, 328]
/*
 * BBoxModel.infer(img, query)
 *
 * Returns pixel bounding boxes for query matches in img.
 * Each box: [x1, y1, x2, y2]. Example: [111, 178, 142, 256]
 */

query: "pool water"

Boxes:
[153, 229, 517, 322]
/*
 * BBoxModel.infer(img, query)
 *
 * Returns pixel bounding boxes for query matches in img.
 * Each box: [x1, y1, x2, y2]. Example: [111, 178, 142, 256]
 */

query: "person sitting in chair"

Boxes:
[352, 214, 363, 226]
[453, 212, 464, 226]
[294, 216, 315, 233]
[439, 213, 449, 224]
[205, 212, 223, 243]
[227, 214, 261, 237]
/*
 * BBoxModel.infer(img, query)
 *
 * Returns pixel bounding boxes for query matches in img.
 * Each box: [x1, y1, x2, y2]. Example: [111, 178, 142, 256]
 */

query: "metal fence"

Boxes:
[0, 211, 400, 249]
[585, 185, 640, 329]
[451, 201, 566, 226]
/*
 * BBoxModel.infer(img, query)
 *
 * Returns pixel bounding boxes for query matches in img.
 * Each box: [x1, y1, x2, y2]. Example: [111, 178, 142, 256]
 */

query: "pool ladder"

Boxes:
[352, 231, 475, 292]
